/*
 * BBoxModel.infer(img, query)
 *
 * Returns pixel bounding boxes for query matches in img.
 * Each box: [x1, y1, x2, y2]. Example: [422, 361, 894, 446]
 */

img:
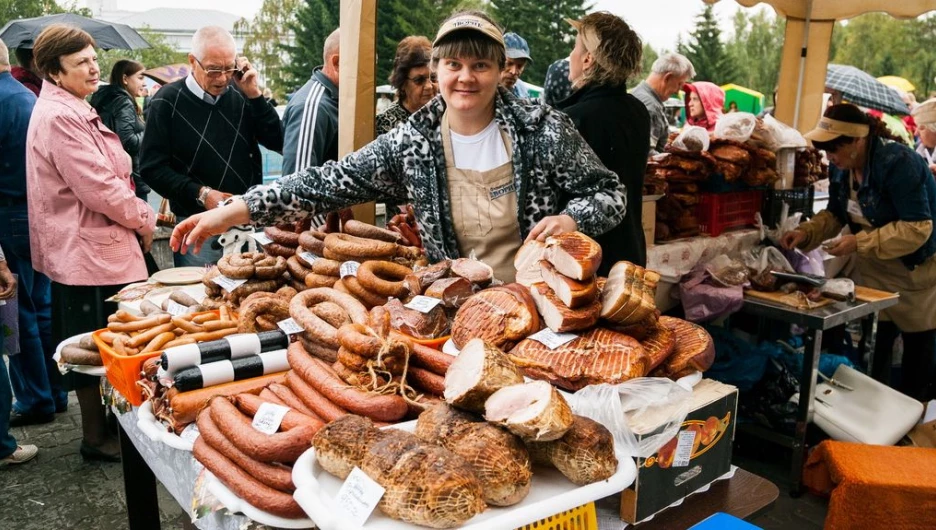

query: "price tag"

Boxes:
[212, 275, 248, 292]
[179, 423, 200, 443]
[528, 328, 578, 350]
[340, 261, 360, 278]
[165, 300, 188, 316]
[251, 402, 290, 434]
[277, 317, 305, 335]
[335, 467, 385, 526]
[298, 251, 319, 267]
[673, 430, 696, 467]
[405, 295, 443, 313]
[251, 231, 274, 246]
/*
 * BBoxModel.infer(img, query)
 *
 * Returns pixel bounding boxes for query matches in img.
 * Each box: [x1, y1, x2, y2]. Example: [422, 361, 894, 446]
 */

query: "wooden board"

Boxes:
[855, 286, 899, 303]
[744, 288, 836, 310]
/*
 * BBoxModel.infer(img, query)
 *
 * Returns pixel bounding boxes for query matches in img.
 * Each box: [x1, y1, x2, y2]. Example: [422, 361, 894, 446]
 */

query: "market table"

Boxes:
[738, 290, 899, 495]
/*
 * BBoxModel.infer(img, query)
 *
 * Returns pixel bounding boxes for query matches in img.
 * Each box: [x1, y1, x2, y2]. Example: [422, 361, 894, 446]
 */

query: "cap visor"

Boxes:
[803, 128, 840, 144]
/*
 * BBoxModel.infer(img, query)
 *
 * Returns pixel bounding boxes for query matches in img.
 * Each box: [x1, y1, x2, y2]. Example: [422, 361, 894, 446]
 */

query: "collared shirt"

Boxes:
[631, 80, 668, 155]
[511, 79, 532, 99]
[918, 143, 936, 166]
[185, 74, 224, 104]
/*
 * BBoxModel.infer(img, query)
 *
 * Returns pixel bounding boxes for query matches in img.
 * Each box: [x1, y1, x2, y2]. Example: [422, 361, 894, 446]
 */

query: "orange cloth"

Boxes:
[803, 441, 936, 529]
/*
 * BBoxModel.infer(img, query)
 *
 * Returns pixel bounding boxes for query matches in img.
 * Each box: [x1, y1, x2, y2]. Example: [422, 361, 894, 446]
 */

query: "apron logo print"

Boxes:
[489, 182, 516, 200]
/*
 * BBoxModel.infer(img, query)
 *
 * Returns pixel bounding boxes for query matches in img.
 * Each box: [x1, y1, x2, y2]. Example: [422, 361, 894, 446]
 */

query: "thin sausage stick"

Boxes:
[126, 322, 176, 348]
[141, 331, 177, 353]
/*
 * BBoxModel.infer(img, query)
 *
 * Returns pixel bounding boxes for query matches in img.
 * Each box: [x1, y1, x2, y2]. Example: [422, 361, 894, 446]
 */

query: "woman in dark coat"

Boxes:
[557, 12, 650, 272]
[91, 59, 149, 201]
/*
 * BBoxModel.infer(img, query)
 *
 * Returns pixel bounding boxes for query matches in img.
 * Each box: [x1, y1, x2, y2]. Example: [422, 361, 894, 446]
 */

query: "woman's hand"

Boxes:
[525, 215, 577, 243]
[824, 234, 857, 257]
[0, 261, 16, 300]
[140, 232, 154, 253]
[780, 229, 807, 250]
[171, 199, 251, 255]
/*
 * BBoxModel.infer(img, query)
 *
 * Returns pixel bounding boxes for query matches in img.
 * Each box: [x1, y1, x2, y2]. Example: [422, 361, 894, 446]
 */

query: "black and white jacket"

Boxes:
[243, 87, 627, 263]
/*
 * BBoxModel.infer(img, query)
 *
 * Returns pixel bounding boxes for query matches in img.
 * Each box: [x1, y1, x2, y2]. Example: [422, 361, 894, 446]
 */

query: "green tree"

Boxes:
[376, 0, 439, 85]
[280, 0, 340, 94]
[628, 42, 658, 89]
[677, 4, 737, 84]
[1, 0, 91, 53]
[724, 8, 784, 103]
[96, 27, 187, 81]
[233, 0, 301, 101]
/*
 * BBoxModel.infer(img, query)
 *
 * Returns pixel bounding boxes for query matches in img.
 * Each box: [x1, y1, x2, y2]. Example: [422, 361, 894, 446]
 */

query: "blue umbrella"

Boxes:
[825, 64, 910, 115]
[0, 13, 150, 50]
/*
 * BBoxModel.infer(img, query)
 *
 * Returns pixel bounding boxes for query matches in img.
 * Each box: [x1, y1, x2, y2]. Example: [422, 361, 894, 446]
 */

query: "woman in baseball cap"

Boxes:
[781, 103, 936, 400]
[171, 10, 626, 284]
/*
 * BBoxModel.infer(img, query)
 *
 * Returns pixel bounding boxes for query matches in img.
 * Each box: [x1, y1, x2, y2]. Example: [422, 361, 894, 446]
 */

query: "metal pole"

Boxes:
[792, 0, 814, 128]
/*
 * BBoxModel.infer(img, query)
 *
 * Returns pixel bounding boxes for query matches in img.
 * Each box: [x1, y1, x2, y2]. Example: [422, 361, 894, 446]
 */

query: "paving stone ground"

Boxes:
[1, 393, 829, 529]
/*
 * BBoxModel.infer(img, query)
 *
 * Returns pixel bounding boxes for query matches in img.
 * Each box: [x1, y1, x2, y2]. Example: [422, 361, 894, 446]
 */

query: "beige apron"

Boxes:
[442, 112, 522, 283]
[849, 176, 936, 331]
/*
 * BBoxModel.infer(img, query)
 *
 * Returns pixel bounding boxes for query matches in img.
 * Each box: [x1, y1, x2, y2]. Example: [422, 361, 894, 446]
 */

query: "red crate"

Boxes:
[697, 190, 764, 236]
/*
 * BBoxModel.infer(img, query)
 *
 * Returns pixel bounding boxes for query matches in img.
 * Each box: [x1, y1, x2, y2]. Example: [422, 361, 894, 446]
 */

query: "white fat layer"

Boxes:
[485, 381, 548, 422]
[443, 337, 485, 400]
[601, 262, 633, 314]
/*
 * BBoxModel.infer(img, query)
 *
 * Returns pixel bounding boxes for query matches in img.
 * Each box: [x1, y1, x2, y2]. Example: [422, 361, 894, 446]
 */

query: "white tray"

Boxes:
[291, 420, 637, 530]
[206, 472, 316, 529]
[54, 332, 106, 377]
[136, 401, 197, 452]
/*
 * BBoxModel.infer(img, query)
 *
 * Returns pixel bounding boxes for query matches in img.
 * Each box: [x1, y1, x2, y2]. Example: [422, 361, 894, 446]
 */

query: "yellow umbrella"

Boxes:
[877, 76, 916, 93]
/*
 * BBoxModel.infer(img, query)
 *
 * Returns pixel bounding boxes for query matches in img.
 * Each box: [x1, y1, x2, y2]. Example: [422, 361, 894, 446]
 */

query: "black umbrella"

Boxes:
[0, 13, 150, 50]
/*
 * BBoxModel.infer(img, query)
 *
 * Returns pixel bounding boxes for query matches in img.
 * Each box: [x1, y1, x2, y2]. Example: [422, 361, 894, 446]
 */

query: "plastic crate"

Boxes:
[516, 502, 597, 530]
[697, 190, 764, 236]
[761, 187, 814, 228]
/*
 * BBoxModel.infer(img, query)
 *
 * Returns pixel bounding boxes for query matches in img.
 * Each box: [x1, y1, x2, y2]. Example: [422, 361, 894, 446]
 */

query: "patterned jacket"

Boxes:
[243, 87, 627, 263]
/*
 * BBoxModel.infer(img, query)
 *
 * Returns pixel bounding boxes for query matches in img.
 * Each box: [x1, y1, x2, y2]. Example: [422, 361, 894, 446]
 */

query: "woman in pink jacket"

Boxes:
[684, 81, 725, 131]
[26, 25, 156, 461]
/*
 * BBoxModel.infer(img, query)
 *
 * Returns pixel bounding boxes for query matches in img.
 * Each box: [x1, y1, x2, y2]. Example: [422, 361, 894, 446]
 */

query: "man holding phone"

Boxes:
[140, 25, 283, 267]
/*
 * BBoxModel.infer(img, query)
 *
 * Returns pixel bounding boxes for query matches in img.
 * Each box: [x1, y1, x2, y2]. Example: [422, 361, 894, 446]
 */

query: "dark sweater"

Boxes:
[139, 79, 283, 217]
[90, 84, 149, 197]
[557, 83, 651, 271]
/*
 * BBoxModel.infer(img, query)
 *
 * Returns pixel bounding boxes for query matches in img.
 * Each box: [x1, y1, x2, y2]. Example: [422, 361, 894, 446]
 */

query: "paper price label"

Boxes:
[528, 328, 578, 350]
[405, 295, 443, 313]
[335, 467, 385, 526]
[340, 261, 360, 278]
[251, 402, 290, 435]
[179, 423, 200, 443]
[165, 300, 189, 316]
[251, 231, 274, 246]
[277, 317, 305, 335]
[673, 430, 696, 467]
[212, 275, 248, 292]
[298, 251, 319, 267]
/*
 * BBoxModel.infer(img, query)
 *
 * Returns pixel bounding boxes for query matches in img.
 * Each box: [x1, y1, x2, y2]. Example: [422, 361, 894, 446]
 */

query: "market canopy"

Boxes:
[142, 63, 190, 84]
[721, 84, 765, 114]
[705, 0, 936, 131]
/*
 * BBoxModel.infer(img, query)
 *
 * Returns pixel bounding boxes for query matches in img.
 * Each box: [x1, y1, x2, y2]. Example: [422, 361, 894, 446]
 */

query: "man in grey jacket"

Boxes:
[282, 29, 340, 175]
[631, 53, 695, 155]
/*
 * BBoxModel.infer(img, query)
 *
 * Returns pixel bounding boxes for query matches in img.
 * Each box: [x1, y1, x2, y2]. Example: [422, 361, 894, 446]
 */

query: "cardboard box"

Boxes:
[620, 379, 738, 524]
[643, 195, 662, 248]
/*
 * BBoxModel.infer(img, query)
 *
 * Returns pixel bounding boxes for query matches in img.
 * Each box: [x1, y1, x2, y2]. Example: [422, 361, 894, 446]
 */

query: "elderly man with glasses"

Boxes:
[139, 25, 283, 267]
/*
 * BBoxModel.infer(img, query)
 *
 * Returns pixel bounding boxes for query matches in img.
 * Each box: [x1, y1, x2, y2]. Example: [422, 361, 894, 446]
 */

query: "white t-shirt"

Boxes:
[450, 120, 509, 172]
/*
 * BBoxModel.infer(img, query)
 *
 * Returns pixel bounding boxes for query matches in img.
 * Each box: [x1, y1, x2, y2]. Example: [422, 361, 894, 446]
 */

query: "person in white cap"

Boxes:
[169, 10, 626, 285]
[781, 103, 936, 400]
[912, 97, 936, 175]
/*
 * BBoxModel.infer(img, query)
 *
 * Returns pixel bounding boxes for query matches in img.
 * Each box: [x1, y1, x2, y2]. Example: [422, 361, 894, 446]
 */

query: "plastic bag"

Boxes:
[679, 265, 744, 322]
[714, 112, 757, 142]
[567, 377, 692, 459]
[671, 125, 710, 152]
[741, 246, 794, 275]
[749, 114, 807, 151]
[705, 255, 750, 287]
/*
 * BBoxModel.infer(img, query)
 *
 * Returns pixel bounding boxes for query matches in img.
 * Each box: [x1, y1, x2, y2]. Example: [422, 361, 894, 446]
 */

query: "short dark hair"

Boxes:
[811, 103, 900, 152]
[389, 36, 432, 100]
[110, 59, 145, 114]
[14, 47, 33, 69]
[432, 10, 506, 70]
[32, 24, 95, 80]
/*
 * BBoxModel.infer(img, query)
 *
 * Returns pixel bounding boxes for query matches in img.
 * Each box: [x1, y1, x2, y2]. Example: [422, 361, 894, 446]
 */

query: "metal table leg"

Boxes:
[863, 312, 879, 376]
[790, 327, 822, 496]
[119, 423, 161, 530]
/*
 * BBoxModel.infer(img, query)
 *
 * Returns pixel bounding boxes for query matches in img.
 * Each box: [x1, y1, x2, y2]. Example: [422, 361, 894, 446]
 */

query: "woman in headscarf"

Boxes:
[684, 81, 724, 131]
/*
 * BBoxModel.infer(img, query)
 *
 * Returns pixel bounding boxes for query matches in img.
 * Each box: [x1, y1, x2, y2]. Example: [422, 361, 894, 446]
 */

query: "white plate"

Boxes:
[136, 401, 196, 452]
[291, 420, 637, 530]
[207, 472, 316, 529]
[54, 332, 106, 377]
[150, 267, 206, 285]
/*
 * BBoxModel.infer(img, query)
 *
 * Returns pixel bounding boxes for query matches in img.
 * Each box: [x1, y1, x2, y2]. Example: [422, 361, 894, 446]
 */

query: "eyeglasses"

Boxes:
[195, 57, 239, 79]
[407, 74, 438, 86]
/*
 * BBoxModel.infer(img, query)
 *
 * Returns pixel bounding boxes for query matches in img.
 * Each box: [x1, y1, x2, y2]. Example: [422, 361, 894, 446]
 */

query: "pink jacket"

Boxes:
[684, 82, 725, 131]
[26, 81, 155, 286]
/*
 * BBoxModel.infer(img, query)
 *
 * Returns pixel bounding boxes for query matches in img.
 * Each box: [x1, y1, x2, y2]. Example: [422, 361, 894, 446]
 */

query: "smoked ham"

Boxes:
[639, 321, 676, 371]
[451, 284, 540, 350]
[403, 260, 451, 295]
[540, 260, 598, 308]
[543, 232, 602, 281]
[425, 277, 474, 308]
[383, 298, 449, 339]
[484, 380, 574, 442]
[600, 261, 661, 325]
[509, 328, 649, 391]
[529, 282, 600, 333]
[444, 338, 524, 413]
[650, 316, 715, 378]
[451, 258, 494, 286]
[526, 415, 617, 486]
[514, 240, 546, 287]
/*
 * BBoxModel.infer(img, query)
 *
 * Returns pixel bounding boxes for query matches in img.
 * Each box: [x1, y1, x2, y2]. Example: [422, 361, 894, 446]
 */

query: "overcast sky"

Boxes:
[110, 0, 757, 51]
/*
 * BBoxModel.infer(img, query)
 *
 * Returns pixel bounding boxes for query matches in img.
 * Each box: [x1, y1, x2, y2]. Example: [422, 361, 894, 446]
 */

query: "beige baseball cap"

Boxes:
[912, 98, 936, 127]
[433, 14, 505, 49]
[804, 116, 870, 143]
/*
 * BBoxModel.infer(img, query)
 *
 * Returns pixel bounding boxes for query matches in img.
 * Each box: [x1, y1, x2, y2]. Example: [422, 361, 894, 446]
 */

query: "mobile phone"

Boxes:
[233, 65, 248, 81]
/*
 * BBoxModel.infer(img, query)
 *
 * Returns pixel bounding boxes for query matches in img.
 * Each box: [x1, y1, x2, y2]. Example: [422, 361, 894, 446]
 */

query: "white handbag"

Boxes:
[811, 364, 923, 446]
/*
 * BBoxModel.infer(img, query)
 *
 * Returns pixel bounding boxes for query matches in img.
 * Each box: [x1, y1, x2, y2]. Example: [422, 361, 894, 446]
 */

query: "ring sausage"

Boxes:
[193, 437, 305, 519]
[343, 220, 405, 244]
[252, 255, 287, 280]
[407, 367, 446, 396]
[207, 396, 317, 463]
[298, 335, 338, 363]
[312, 302, 351, 328]
[262, 243, 296, 258]
[311, 258, 341, 277]
[297, 231, 325, 255]
[304, 272, 338, 288]
[337, 324, 383, 358]
[284, 370, 348, 422]
[390, 333, 453, 375]
[264, 226, 301, 247]
[332, 278, 350, 295]
[238, 297, 290, 334]
[324, 233, 397, 260]
[337, 346, 369, 371]
[287, 342, 408, 422]
[217, 253, 261, 279]
[289, 288, 368, 348]
[285, 256, 311, 281]
[356, 261, 411, 298]
[196, 410, 295, 493]
[342, 276, 389, 308]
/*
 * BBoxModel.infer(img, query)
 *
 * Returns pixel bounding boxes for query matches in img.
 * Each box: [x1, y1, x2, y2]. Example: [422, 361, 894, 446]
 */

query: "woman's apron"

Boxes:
[442, 112, 522, 283]
[849, 176, 936, 331]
